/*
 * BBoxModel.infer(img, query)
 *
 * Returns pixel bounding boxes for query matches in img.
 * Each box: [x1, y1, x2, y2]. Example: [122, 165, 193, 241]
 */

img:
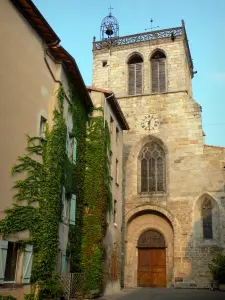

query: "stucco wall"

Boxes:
[88, 90, 124, 294]
[0, 0, 57, 216]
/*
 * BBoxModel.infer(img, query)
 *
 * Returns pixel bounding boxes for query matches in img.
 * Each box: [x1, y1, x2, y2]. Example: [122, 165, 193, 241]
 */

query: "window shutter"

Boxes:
[151, 60, 159, 93]
[0, 240, 8, 284]
[69, 194, 76, 225]
[72, 138, 77, 163]
[128, 64, 135, 95]
[136, 63, 142, 94]
[22, 245, 33, 284]
[62, 186, 67, 222]
[66, 126, 69, 154]
[61, 250, 67, 273]
[159, 59, 166, 92]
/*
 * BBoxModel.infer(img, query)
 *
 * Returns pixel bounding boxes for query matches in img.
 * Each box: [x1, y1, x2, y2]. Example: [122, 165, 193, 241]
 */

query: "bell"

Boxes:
[106, 25, 113, 36]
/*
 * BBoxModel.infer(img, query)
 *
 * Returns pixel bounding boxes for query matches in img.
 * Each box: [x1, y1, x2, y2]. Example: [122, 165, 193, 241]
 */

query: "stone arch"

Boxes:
[125, 51, 144, 64]
[125, 206, 176, 287]
[192, 193, 221, 244]
[148, 48, 167, 61]
[137, 228, 166, 248]
[126, 204, 180, 236]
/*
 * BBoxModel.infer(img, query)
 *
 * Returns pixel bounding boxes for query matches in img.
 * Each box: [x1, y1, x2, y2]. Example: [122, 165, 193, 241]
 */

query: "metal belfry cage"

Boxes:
[100, 9, 119, 40]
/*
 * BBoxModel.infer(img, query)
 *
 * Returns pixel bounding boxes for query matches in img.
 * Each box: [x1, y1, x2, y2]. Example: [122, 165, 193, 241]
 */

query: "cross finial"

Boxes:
[145, 17, 159, 31]
[108, 6, 113, 16]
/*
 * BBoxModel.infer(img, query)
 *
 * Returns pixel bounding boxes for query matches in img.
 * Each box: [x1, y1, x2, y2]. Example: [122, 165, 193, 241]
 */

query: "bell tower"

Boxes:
[92, 16, 225, 291]
[100, 7, 119, 40]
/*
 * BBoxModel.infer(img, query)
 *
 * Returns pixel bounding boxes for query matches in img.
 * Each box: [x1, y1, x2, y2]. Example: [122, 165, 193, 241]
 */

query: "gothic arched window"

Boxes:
[128, 54, 143, 95]
[202, 199, 213, 239]
[150, 50, 166, 93]
[140, 141, 165, 193]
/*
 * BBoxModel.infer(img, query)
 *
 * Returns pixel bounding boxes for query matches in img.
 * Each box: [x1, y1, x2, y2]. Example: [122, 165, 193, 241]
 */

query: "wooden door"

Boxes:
[138, 249, 151, 286]
[138, 248, 166, 287]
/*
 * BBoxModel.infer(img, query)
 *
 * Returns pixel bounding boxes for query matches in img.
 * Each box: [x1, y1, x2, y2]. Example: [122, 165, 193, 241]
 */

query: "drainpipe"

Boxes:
[103, 93, 114, 127]
[43, 39, 61, 83]
[43, 40, 71, 104]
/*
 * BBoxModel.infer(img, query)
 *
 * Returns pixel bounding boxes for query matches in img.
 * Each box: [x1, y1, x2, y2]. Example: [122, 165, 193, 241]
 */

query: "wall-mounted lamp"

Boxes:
[84, 203, 89, 215]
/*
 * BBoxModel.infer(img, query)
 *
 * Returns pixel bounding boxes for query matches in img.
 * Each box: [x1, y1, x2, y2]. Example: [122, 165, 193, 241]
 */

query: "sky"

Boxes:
[33, 0, 225, 147]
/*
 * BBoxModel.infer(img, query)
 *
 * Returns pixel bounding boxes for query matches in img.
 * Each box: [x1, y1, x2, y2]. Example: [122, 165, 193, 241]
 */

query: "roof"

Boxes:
[204, 145, 225, 150]
[87, 86, 130, 130]
[11, 0, 93, 110]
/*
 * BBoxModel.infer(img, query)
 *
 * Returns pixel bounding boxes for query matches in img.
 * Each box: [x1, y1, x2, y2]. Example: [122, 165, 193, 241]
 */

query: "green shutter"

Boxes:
[70, 194, 76, 225]
[61, 250, 67, 273]
[0, 240, 8, 284]
[72, 138, 77, 163]
[61, 186, 67, 222]
[22, 245, 33, 284]
[66, 126, 69, 154]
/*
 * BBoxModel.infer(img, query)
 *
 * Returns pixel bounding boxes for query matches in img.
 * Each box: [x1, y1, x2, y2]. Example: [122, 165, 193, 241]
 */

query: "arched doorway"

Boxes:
[137, 229, 166, 287]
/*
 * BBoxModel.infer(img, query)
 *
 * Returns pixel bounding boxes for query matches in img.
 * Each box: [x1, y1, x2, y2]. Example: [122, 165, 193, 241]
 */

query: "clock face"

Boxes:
[141, 115, 159, 131]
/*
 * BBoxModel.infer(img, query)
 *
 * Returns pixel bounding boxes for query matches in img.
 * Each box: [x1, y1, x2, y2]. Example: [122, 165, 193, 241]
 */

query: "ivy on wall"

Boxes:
[0, 83, 112, 296]
[81, 112, 112, 293]
[0, 85, 67, 288]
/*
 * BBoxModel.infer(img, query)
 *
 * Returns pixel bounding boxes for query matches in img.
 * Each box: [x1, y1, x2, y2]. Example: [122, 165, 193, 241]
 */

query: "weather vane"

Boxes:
[108, 6, 113, 16]
[145, 18, 159, 31]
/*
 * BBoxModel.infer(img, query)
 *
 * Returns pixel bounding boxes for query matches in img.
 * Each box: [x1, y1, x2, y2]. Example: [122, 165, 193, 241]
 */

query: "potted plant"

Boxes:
[209, 253, 225, 290]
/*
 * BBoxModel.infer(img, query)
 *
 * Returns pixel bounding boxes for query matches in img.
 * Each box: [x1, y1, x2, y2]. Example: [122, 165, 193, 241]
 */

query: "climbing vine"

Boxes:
[81, 111, 112, 293]
[0, 83, 112, 296]
[0, 85, 67, 290]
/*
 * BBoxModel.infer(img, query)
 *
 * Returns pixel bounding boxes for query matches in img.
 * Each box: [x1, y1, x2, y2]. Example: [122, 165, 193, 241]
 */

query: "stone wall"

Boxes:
[92, 31, 225, 289]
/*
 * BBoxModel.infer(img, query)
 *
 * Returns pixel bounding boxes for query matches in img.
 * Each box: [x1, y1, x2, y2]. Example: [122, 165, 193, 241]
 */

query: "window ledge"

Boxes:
[139, 192, 167, 197]
[117, 90, 188, 99]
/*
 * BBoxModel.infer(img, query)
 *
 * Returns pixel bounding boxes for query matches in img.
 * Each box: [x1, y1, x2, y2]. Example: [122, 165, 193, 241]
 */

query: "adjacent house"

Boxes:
[87, 87, 129, 294]
[0, 0, 93, 298]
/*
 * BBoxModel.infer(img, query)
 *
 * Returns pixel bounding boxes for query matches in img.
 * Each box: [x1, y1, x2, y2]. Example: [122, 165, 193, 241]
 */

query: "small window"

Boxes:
[116, 159, 119, 185]
[40, 116, 47, 139]
[128, 54, 143, 95]
[116, 127, 119, 142]
[113, 200, 117, 224]
[110, 116, 114, 134]
[61, 186, 67, 222]
[69, 194, 76, 225]
[72, 137, 77, 163]
[150, 50, 166, 93]
[109, 151, 113, 178]
[102, 60, 107, 67]
[202, 199, 213, 239]
[61, 250, 68, 274]
[4, 242, 19, 282]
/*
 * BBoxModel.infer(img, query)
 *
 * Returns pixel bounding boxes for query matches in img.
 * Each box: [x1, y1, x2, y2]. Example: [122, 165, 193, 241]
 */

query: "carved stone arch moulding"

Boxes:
[126, 205, 181, 236]
[138, 229, 165, 248]
[125, 51, 144, 64]
[148, 48, 167, 61]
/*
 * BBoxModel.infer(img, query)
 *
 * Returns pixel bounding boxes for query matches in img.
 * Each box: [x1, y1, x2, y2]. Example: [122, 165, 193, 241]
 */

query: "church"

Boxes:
[92, 12, 225, 289]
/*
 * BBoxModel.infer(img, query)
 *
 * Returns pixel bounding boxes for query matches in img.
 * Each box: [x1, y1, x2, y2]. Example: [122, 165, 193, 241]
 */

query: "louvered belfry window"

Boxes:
[140, 141, 165, 193]
[202, 199, 213, 239]
[128, 54, 143, 95]
[151, 51, 166, 93]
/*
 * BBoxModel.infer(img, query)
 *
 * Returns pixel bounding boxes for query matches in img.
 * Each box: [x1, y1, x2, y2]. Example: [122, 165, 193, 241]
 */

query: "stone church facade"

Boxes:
[92, 19, 225, 289]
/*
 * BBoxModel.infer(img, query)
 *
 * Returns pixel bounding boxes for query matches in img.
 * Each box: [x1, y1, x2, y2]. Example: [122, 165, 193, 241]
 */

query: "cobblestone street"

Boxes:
[100, 288, 224, 300]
